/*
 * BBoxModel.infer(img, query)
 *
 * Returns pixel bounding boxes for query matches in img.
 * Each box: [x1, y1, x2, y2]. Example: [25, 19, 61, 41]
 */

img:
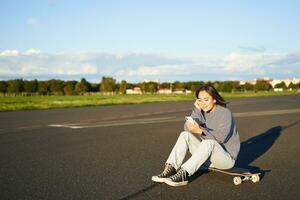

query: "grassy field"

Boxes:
[0, 91, 299, 111]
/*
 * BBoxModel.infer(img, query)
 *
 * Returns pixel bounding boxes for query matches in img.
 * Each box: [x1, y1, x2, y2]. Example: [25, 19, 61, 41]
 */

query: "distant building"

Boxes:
[255, 77, 273, 84]
[158, 89, 172, 94]
[126, 87, 142, 94]
[173, 90, 184, 94]
[274, 88, 284, 92]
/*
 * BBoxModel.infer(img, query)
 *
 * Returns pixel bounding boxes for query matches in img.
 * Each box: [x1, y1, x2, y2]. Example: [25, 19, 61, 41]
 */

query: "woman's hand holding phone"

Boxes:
[185, 116, 203, 135]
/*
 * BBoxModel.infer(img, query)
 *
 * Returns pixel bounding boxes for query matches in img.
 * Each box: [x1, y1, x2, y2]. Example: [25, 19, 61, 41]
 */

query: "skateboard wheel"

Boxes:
[251, 175, 260, 183]
[233, 177, 242, 185]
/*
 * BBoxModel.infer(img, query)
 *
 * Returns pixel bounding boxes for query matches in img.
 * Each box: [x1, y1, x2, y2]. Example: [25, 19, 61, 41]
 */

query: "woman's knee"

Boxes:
[210, 158, 235, 170]
[179, 131, 198, 145]
[178, 131, 188, 142]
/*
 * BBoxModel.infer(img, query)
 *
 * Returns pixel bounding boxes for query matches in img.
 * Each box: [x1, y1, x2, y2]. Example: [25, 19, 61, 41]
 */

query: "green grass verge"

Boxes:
[0, 91, 298, 111]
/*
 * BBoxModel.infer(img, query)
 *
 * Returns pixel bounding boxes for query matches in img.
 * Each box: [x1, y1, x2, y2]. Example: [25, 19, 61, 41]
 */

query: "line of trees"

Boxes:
[0, 77, 299, 96]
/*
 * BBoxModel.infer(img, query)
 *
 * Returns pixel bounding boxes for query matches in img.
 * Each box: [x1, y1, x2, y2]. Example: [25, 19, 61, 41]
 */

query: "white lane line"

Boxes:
[49, 108, 300, 129]
[17, 125, 42, 130]
[49, 117, 177, 129]
[233, 108, 300, 118]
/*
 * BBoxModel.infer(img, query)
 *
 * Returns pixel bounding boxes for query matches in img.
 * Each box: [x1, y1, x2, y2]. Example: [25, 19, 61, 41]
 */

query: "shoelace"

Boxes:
[161, 165, 173, 176]
[170, 169, 185, 181]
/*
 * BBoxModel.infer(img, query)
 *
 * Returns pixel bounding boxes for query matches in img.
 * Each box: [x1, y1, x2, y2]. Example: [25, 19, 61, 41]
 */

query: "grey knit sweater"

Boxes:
[184, 105, 240, 160]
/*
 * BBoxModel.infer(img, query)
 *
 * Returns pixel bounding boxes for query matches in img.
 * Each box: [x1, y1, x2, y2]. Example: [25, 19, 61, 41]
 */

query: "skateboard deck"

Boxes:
[208, 167, 261, 185]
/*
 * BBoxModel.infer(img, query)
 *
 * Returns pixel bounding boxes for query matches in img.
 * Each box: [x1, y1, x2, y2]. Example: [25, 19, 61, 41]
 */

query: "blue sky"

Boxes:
[0, 0, 299, 83]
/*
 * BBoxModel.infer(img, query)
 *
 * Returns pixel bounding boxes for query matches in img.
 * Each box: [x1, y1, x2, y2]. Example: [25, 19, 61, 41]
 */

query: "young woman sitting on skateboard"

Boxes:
[152, 84, 240, 187]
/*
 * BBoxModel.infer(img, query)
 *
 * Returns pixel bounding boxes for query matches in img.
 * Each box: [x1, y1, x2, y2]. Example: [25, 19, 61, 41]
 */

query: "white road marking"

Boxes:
[234, 108, 300, 118]
[49, 117, 177, 129]
[49, 108, 300, 129]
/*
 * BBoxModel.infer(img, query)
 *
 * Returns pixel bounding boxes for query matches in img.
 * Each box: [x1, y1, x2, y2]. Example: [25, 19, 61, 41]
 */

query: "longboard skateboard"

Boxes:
[208, 167, 261, 185]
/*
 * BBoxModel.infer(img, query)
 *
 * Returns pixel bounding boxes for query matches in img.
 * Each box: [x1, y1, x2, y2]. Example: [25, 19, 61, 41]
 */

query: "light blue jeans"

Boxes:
[166, 131, 235, 175]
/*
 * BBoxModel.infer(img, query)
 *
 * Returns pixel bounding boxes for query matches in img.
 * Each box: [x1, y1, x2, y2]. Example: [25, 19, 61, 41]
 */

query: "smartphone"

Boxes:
[185, 116, 195, 124]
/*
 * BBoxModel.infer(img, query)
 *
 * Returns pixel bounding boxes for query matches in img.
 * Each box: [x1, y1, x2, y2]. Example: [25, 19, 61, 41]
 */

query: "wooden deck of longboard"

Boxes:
[209, 167, 261, 176]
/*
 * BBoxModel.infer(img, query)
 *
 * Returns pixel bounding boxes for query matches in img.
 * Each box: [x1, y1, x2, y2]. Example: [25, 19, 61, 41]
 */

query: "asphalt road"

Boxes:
[0, 95, 300, 200]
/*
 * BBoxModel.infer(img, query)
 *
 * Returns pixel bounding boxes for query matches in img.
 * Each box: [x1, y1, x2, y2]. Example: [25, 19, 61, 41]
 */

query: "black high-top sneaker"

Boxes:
[164, 168, 189, 186]
[151, 163, 176, 183]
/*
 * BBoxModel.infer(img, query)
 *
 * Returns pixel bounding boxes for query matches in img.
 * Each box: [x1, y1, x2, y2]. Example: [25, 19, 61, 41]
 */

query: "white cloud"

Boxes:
[0, 49, 19, 57]
[222, 52, 297, 76]
[117, 65, 162, 76]
[0, 50, 99, 77]
[223, 52, 262, 72]
[115, 52, 300, 81]
[23, 48, 41, 55]
[53, 64, 98, 75]
[0, 68, 15, 76]
[0, 50, 299, 81]
[116, 64, 199, 77]
[0, 48, 41, 57]
[81, 64, 97, 74]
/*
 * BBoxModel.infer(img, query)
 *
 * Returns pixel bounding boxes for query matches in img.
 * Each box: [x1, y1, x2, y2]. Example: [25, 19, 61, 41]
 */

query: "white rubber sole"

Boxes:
[164, 178, 188, 187]
[151, 176, 167, 183]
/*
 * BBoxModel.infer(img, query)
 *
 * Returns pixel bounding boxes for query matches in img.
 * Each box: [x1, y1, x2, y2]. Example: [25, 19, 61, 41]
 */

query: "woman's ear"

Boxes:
[213, 99, 216, 103]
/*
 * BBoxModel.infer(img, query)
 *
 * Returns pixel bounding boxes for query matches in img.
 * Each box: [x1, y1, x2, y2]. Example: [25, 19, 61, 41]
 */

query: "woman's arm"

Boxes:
[202, 111, 233, 144]
[190, 106, 206, 125]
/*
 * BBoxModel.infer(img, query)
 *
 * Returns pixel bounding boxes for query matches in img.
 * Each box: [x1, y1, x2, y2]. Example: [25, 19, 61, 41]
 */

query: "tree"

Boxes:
[7, 79, 23, 95]
[159, 82, 171, 89]
[126, 83, 134, 90]
[173, 81, 185, 91]
[23, 79, 38, 94]
[138, 82, 146, 93]
[75, 78, 91, 95]
[0, 81, 7, 93]
[288, 82, 300, 90]
[48, 79, 64, 95]
[146, 82, 158, 93]
[90, 83, 100, 92]
[254, 80, 272, 91]
[241, 83, 254, 91]
[288, 82, 295, 89]
[190, 81, 205, 91]
[119, 80, 127, 94]
[63, 81, 77, 95]
[100, 76, 116, 93]
[38, 81, 49, 95]
[218, 81, 234, 92]
[232, 81, 241, 90]
[274, 81, 287, 89]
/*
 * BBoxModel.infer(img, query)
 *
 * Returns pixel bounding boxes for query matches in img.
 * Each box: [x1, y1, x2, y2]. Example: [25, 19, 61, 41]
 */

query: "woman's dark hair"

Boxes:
[195, 84, 227, 107]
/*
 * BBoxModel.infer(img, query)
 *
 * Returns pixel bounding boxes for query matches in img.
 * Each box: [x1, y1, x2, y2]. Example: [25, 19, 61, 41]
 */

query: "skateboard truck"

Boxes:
[232, 173, 260, 185]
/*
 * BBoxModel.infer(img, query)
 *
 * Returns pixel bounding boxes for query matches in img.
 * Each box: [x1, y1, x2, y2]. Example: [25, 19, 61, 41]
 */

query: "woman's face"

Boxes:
[197, 90, 217, 112]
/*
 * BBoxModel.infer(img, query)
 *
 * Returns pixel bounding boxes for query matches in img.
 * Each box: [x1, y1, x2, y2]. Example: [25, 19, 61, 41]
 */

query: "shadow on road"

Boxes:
[236, 126, 282, 170]
[235, 119, 300, 177]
